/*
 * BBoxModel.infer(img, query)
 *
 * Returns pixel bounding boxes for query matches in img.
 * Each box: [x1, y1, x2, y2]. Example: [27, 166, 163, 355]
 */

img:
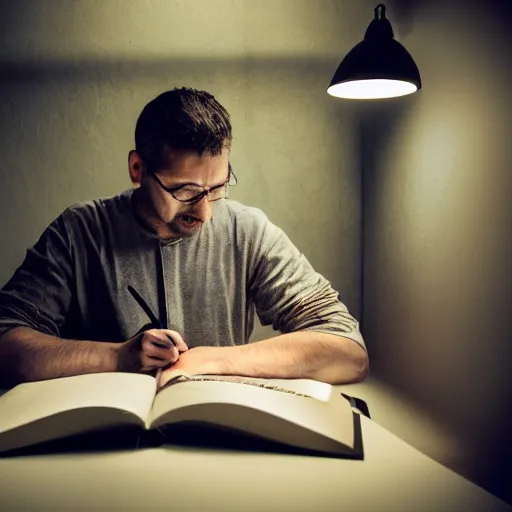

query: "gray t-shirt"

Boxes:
[0, 189, 365, 350]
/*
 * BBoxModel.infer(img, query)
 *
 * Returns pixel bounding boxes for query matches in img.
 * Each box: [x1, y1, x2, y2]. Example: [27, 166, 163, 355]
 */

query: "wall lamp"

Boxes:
[327, 4, 422, 100]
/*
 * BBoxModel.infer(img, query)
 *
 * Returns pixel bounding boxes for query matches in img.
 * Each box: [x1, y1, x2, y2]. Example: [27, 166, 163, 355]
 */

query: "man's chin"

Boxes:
[171, 217, 204, 237]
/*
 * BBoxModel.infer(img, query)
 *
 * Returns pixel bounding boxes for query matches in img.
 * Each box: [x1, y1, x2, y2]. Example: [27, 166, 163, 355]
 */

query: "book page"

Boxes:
[149, 379, 354, 453]
[0, 372, 156, 434]
[158, 371, 333, 402]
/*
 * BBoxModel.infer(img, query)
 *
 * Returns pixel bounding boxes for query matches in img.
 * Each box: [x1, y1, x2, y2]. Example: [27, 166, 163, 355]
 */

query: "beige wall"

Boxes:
[0, 0, 370, 341]
[361, 0, 512, 501]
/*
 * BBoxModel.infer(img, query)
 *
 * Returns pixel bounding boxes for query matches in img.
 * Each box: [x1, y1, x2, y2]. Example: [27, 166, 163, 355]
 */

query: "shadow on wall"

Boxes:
[0, 55, 340, 83]
[356, 0, 512, 501]
[356, 96, 413, 334]
[358, 93, 512, 503]
[384, 0, 424, 38]
[390, 0, 512, 37]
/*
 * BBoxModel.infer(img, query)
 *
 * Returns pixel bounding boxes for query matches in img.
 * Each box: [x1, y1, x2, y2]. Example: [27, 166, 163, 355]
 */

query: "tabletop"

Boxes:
[0, 408, 510, 511]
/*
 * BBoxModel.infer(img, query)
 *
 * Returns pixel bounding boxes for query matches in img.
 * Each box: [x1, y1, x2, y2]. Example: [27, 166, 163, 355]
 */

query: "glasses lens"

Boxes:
[208, 186, 227, 201]
[173, 186, 204, 202]
[173, 184, 228, 203]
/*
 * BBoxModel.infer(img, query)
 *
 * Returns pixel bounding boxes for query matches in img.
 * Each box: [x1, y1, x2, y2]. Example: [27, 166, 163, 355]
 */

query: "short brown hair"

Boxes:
[135, 87, 232, 171]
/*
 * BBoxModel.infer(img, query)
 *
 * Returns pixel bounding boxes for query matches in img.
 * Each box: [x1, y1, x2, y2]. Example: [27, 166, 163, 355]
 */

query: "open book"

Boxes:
[0, 370, 363, 458]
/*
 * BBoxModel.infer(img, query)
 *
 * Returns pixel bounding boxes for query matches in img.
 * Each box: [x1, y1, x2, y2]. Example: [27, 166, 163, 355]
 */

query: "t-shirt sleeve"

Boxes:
[0, 212, 74, 338]
[248, 217, 366, 351]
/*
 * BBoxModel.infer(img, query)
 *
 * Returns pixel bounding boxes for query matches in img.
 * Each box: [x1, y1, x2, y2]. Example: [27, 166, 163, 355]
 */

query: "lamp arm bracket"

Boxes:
[375, 4, 387, 19]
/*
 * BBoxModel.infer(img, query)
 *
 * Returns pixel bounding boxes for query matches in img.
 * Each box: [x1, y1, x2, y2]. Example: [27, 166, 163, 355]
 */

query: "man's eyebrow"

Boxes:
[168, 175, 229, 188]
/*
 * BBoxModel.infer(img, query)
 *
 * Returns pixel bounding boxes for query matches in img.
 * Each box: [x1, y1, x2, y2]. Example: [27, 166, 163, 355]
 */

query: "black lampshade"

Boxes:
[327, 4, 422, 99]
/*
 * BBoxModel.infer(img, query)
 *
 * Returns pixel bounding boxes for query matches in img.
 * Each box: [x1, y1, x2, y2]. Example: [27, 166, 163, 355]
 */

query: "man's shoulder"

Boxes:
[51, 190, 133, 243]
[223, 200, 270, 228]
[55, 190, 131, 229]
[215, 200, 284, 253]
[63, 190, 130, 217]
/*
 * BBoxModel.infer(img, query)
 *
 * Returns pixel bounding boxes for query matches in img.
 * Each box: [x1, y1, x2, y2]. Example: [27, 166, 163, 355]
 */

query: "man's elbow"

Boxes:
[350, 348, 369, 383]
[331, 335, 369, 384]
[332, 347, 368, 384]
[314, 341, 369, 385]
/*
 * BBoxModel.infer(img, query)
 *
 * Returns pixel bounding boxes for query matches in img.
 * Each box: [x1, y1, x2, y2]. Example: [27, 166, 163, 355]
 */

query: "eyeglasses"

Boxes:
[150, 163, 238, 204]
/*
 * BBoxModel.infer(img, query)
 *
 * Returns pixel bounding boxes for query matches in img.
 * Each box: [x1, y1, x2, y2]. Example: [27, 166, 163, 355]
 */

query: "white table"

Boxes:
[0, 387, 509, 512]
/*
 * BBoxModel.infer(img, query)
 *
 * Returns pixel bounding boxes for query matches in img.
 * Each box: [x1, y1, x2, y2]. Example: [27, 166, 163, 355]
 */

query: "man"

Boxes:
[0, 87, 368, 389]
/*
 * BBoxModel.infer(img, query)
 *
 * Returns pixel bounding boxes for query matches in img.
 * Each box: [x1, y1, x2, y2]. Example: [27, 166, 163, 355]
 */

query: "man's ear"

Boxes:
[128, 150, 146, 187]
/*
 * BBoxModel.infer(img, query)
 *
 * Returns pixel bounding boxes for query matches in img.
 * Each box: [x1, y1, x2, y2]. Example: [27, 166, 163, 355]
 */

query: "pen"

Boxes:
[127, 285, 172, 386]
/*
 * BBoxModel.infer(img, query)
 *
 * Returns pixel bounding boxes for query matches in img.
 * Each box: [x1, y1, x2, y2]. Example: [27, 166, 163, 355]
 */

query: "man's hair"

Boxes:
[135, 87, 232, 171]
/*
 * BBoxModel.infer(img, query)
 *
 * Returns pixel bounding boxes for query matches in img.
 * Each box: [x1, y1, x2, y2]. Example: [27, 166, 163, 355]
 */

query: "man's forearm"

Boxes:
[215, 331, 368, 384]
[0, 327, 120, 386]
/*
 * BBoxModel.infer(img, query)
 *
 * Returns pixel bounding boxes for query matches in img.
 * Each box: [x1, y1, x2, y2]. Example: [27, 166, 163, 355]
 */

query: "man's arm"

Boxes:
[0, 213, 113, 387]
[226, 331, 368, 383]
[244, 215, 368, 383]
[0, 326, 187, 387]
[0, 327, 119, 386]
[165, 331, 368, 385]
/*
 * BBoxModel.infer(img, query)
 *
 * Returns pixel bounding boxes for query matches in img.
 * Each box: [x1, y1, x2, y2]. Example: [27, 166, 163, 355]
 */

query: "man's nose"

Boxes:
[191, 195, 213, 223]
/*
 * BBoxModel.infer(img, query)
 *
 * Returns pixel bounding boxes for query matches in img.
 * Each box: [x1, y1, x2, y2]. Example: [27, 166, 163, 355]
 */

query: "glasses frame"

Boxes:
[150, 163, 237, 204]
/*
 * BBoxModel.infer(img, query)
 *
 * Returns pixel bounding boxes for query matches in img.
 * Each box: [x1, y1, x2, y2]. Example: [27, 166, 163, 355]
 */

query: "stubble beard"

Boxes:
[134, 188, 204, 239]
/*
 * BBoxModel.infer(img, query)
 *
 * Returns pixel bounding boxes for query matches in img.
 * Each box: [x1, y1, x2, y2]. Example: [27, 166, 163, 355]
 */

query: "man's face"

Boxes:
[138, 147, 230, 238]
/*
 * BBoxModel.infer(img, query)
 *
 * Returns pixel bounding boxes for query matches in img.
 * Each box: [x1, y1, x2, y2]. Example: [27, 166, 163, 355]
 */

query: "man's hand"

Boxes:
[116, 328, 188, 373]
[158, 346, 224, 387]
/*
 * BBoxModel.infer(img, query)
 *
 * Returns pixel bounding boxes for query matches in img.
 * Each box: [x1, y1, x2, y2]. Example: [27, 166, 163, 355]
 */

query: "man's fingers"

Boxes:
[161, 329, 188, 352]
[129, 329, 187, 374]
[141, 336, 180, 363]
[147, 329, 188, 352]
[141, 356, 171, 372]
